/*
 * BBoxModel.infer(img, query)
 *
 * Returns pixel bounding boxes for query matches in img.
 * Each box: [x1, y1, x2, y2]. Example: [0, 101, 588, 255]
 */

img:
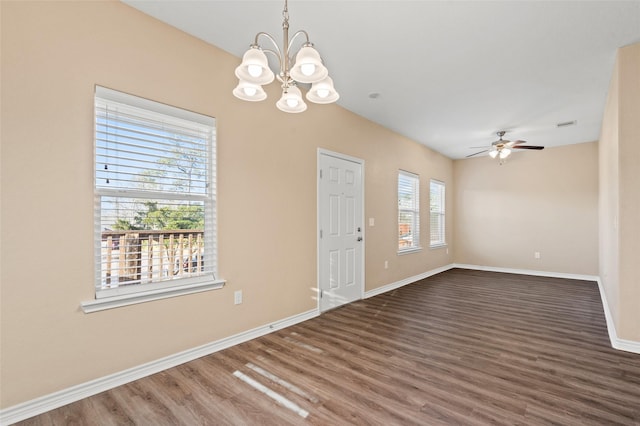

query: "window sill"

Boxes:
[81, 279, 226, 313]
[398, 247, 422, 255]
[430, 243, 448, 249]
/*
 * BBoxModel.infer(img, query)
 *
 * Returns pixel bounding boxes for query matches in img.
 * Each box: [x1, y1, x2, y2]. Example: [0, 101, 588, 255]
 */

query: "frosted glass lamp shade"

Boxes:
[289, 46, 328, 83]
[489, 149, 498, 158]
[276, 86, 307, 113]
[306, 76, 339, 104]
[499, 148, 511, 159]
[235, 48, 275, 85]
[232, 80, 267, 102]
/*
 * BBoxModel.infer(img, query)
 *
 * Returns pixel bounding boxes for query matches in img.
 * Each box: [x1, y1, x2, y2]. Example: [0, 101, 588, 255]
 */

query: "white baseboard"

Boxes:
[364, 264, 455, 299]
[595, 278, 640, 355]
[455, 263, 640, 355]
[5, 265, 638, 424]
[363, 263, 599, 300]
[0, 309, 319, 425]
[452, 263, 599, 282]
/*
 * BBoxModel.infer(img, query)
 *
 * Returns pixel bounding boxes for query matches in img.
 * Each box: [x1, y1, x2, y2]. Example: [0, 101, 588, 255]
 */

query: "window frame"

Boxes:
[429, 179, 446, 248]
[82, 86, 224, 313]
[398, 170, 421, 254]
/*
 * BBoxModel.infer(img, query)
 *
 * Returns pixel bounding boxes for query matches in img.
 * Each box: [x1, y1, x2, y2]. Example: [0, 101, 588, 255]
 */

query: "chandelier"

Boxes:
[232, 0, 339, 113]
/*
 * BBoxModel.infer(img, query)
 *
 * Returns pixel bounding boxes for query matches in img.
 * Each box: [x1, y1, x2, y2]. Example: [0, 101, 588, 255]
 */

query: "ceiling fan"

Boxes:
[467, 131, 544, 163]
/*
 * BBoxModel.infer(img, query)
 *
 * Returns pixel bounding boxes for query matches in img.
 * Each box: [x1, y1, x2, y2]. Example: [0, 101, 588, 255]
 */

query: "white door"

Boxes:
[318, 151, 364, 312]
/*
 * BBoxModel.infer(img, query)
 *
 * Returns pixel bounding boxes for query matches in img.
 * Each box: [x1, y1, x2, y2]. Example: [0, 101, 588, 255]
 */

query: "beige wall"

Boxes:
[599, 43, 640, 342]
[453, 142, 599, 276]
[599, 48, 621, 330]
[0, 1, 453, 407]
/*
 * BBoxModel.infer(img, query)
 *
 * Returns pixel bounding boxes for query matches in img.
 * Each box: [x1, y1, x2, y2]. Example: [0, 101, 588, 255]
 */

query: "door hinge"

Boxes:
[320, 289, 323, 298]
[320, 169, 323, 179]
[320, 229, 323, 238]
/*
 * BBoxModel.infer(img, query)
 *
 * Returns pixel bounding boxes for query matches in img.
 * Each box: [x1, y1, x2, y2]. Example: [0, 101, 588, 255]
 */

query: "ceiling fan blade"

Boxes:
[507, 140, 526, 146]
[468, 146, 489, 149]
[513, 145, 544, 150]
[466, 149, 489, 158]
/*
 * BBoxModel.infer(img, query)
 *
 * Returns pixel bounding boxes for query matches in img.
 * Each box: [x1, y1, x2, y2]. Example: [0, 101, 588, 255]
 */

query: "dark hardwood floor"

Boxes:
[17, 269, 640, 425]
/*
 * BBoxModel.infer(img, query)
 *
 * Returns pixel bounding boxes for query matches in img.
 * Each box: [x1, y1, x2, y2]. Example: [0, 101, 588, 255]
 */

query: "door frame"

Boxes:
[317, 148, 365, 312]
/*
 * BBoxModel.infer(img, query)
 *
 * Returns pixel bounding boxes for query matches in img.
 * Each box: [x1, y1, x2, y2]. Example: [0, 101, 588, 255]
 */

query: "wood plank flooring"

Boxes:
[16, 269, 640, 425]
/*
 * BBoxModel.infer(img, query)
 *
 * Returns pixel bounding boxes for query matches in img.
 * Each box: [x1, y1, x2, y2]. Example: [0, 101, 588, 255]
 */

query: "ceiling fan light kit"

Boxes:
[232, 0, 339, 113]
[467, 130, 545, 164]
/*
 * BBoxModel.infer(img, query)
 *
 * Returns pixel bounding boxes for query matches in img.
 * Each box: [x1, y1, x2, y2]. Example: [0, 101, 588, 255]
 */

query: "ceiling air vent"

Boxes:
[557, 120, 577, 128]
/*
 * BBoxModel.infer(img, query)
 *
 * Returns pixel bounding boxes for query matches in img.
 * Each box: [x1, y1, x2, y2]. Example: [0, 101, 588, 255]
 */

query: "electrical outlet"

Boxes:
[534, 251, 541, 259]
[384, 260, 389, 269]
[234, 290, 242, 305]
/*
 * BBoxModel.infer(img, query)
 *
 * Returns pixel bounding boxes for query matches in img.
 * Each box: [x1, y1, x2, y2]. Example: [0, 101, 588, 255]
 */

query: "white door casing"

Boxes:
[318, 150, 364, 312]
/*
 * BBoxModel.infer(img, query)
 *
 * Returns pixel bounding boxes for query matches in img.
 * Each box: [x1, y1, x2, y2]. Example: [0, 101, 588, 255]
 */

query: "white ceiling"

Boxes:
[122, 0, 640, 159]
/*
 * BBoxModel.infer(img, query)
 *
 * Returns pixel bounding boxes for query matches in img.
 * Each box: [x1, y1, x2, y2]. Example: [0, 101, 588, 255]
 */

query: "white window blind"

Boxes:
[94, 86, 217, 298]
[430, 179, 446, 247]
[398, 170, 420, 251]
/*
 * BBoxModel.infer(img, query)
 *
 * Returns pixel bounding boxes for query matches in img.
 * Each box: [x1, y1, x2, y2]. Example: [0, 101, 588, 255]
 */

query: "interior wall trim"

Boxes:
[596, 278, 640, 355]
[5, 264, 637, 423]
[452, 263, 599, 282]
[0, 309, 319, 425]
[455, 263, 640, 355]
[364, 264, 456, 299]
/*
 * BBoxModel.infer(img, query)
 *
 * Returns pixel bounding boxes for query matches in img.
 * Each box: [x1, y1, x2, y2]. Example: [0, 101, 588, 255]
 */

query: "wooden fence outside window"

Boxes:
[100, 230, 204, 287]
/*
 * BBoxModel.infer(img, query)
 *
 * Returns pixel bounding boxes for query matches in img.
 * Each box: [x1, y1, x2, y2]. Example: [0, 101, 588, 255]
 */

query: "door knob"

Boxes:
[357, 237, 363, 242]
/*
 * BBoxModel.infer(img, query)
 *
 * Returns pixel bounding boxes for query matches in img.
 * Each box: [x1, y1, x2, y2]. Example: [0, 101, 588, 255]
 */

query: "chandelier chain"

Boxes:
[283, 0, 289, 23]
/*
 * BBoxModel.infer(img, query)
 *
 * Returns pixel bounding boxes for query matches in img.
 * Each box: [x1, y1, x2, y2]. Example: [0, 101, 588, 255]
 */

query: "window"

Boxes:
[398, 171, 420, 252]
[430, 179, 446, 247]
[90, 86, 220, 307]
